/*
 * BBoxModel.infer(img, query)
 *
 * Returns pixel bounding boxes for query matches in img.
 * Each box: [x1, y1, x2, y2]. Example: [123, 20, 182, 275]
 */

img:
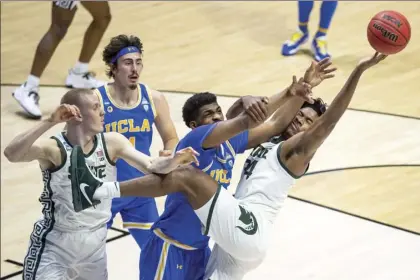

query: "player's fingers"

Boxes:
[252, 102, 266, 121]
[323, 67, 337, 74]
[322, 73, 335, 80]
[292, 75, 297, 84]
[320, 60, 332, 70]
[246, 107, 260, 123]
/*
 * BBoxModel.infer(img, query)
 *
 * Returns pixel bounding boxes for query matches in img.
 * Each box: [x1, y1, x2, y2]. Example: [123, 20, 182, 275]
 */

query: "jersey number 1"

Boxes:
[129, 136, 136, 148]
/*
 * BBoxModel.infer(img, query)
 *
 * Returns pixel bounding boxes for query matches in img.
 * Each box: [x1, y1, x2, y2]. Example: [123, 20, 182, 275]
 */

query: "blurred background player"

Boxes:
[96, 34, 179, 276]
[13, 1, 111, 119]
[281, 0, 338, 61]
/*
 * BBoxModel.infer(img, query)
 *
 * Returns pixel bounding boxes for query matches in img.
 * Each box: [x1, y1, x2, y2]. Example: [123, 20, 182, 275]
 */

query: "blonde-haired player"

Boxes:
[4, 88, 197, 280]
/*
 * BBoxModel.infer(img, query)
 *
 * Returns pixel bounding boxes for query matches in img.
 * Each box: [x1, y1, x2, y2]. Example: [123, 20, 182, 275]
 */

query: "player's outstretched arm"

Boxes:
[4, 104, 82, 169]
[151, 89, 179, 155]
[105, 132, 199, 174]
[281, 52, 387, 176]
[202, 96, 269, 149]
[226, 58, 336, 121]
[246, 76, 313, 149]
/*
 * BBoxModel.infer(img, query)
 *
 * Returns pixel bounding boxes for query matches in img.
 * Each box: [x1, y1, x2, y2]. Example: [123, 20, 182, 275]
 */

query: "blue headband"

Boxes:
[111, 46, 140, 64]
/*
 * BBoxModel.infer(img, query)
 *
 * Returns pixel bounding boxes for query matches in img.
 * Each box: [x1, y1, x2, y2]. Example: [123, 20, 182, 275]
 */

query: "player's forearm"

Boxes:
[297, 66, 365, 156]
[147, 156, 180, 174]
[319, 66, 365, 130]
[266, 86, 296, 116]
[4, 119, 56, 162]
[163, 137, 178, 152]
[202, 112, 249, 148]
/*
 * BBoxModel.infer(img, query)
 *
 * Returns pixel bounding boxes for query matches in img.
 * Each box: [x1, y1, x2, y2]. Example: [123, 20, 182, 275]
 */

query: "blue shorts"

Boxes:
[140, 230, 210, 280]
[107, 197, 158, 249]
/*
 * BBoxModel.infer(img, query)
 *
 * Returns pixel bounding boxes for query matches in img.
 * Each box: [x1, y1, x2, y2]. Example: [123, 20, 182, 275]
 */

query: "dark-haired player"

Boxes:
[72, 52, 386, 280]
[13, 1, 111, 119]
[75, 57, 336, 279]
[94, 34, 179, 259]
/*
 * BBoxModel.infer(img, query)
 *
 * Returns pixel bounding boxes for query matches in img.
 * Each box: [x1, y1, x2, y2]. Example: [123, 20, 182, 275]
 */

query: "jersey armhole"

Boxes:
[276, 142, 308, 179]
[100, 133, 116, 166]
[48, 136, 67, 173]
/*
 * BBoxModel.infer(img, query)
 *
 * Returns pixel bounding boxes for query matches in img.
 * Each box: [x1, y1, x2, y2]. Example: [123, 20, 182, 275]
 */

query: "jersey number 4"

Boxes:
[243, 159, 257, 180]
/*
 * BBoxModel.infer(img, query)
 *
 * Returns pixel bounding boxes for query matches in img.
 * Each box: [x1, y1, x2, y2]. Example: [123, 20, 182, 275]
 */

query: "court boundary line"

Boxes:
[1, 83, 419, 121]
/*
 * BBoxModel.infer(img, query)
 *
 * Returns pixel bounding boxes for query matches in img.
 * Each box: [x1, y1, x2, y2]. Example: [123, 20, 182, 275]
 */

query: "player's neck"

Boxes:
[65, 126, 95, 153]
[109, 82, 139, 106]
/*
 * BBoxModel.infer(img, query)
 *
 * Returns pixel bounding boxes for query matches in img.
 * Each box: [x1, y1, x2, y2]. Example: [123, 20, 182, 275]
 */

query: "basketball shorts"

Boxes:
[196, 143, 288, 279]
[139, 229, 210, 280]
[107, 197, 159, 249]
[23, 220, 107, 280]
[54, 0, 78, 10]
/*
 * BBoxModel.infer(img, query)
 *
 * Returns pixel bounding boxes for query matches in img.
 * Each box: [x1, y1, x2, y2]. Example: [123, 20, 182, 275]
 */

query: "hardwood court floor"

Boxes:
[1, 1, 419, 279]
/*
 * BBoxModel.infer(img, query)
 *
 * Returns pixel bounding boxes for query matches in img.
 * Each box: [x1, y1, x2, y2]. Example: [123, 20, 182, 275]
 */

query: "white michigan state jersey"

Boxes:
[234, 136, 298, 221]
[39, 132, 116, 232]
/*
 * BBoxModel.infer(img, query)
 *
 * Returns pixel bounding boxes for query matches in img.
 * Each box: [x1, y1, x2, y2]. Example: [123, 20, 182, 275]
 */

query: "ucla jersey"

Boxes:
[95, 83, 156, 181]
[152, 123, 249, 248]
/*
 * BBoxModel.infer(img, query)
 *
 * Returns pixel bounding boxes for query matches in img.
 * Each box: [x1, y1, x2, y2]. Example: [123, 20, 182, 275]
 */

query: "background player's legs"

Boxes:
[65, 1, 111, 89]
[281, 1, 313, 56]
[139, 233, 210, 280]
[13, 2, 77, 119]
[311, 1, 338, 61]
[120, 198, 159, 249]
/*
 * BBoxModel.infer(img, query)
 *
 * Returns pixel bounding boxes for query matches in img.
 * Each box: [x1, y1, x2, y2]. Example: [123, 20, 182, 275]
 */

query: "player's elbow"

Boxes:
[3, 147, 20, 162]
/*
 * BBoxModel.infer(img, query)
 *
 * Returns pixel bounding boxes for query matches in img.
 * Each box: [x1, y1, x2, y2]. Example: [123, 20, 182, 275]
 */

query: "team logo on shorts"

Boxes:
[236, 205, 258, 235]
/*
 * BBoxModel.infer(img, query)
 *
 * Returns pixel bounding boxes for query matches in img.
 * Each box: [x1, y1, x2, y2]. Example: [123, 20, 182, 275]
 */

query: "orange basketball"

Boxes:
[367, 10, 411, 55]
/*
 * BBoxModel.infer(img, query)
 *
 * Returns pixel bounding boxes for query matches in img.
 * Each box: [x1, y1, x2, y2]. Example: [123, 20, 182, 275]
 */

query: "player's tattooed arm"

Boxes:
[280, 52, 387, 176]
[4, 104, 82, 169]
[151, 89, 179, 154]
[105, 132, 199, 174]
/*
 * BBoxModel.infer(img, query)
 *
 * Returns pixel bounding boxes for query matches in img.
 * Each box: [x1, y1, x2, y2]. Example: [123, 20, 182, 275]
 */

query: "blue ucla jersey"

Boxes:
[152, 123, 249, 248]
[95, 83, 156, 181]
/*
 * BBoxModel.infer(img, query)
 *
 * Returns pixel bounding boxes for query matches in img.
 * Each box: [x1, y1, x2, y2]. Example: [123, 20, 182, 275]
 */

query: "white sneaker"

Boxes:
[65, 70, 105, 89]
[12, 83, 42, 119]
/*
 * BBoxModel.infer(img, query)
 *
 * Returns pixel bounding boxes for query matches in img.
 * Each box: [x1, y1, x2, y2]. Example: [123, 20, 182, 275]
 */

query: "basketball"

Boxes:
[367, 10, 411, 55]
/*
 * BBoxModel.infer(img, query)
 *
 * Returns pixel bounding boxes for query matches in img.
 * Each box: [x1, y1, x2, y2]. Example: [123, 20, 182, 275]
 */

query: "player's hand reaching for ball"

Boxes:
[48, 104, 82, 124]
[288, 76, 314, 104]
[357, 52, 388, 70]
[303, 58, 337, 88]
[174, 147, 200, 167]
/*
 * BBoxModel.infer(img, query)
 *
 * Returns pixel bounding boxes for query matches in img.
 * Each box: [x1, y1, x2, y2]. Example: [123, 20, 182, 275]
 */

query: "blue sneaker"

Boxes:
[281, 30, 309, 56]
[311, 36, 331, 62]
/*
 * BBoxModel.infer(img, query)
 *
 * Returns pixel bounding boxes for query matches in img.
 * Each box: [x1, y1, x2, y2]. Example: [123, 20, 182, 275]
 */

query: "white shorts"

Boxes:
[195, 141, 293, 280]
[23, 219, 108, 280]
[54, 0, 79, 10]
[195, 188, 270, 280]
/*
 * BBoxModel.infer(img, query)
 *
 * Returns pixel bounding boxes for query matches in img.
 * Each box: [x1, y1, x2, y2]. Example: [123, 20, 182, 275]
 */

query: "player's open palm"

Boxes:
[304, 58, 337, 88]
[289, 76, 314, 104]
[49, 104, 82, 123]
[358, 52, 388, 70]
[174, 147, 200, 166]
